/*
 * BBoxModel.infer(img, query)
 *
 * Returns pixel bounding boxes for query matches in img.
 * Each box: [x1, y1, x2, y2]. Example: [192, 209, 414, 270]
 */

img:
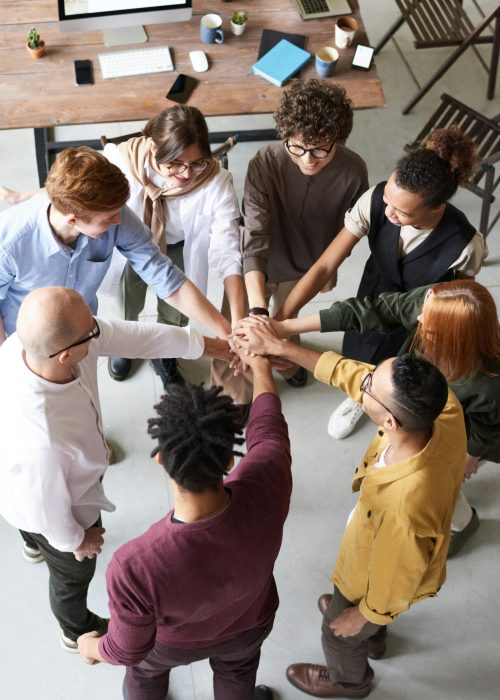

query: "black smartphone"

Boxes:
[352, 45, 375, 71]
[74, 60, 94, 85]
[166, 74, 199, 104]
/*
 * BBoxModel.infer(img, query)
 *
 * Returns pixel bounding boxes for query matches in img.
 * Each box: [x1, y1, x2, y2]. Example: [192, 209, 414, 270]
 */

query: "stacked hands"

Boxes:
[227, 316, 290, 371]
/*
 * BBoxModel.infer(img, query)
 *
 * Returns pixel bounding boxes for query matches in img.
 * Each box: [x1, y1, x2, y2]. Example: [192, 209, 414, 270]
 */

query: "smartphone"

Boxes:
[352, 45, 375, 71]
[74, 60, 94, 85]
[166, 74, 199, 104]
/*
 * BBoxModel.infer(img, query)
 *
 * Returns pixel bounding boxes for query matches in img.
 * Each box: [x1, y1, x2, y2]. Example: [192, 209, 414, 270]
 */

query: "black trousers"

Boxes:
[124, 618, 274, 700]
[20, 519, 102, 641]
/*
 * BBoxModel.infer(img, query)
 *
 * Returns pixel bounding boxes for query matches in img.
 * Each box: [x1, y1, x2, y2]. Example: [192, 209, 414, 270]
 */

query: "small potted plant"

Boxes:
[27, 27, 45, 59]
[231, 11, 248, 36]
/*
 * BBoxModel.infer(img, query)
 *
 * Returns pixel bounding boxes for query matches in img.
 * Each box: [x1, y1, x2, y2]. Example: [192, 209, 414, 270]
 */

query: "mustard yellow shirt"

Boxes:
[315, 351, 466, 626]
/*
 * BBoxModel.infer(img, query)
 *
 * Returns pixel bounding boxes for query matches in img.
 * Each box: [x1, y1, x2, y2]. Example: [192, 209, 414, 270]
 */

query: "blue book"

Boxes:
[251, 39, 311, 87]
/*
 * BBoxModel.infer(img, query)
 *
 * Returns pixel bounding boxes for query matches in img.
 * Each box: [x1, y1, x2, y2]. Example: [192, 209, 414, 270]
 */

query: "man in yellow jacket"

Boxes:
[232, 316, 466, 698]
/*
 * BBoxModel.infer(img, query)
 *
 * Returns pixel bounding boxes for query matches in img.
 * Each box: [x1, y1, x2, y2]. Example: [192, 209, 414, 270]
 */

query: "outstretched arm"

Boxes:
[274, 228, 359, 320]
[165, 279, 231, 338]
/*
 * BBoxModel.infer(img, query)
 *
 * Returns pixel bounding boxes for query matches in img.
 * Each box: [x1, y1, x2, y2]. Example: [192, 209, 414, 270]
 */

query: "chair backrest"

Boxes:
[396, 0, 476, 47]
[100, 133, 237, 170]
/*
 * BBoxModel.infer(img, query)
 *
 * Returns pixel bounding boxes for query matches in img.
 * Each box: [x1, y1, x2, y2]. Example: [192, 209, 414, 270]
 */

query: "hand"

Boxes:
[330, 606, 367, 637]
[464, 453, 481, 480]
[73, 526, 105, 561]
[232, 316, 285, 357]
[77, 631, 103, 665]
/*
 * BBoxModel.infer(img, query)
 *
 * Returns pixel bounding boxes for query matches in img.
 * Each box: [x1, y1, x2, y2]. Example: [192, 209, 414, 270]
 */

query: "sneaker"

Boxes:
[22, 543, 44, 564]
[448, 507, 480, 557]
[151, 358, 185, 390]
[60, 630, 79, 653]
[327, 397, 365, 440]
[255, 686, 274, 700]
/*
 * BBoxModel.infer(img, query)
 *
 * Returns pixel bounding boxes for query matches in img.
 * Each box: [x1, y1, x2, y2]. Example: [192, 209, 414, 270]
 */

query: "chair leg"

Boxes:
[374, 14, 405, 55]
[487, 11, 500, 100]
[480, 166, 494, 236]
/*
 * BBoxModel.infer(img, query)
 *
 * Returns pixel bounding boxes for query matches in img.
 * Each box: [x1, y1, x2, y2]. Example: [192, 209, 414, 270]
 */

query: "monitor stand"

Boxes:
[103, 25, 148, 47]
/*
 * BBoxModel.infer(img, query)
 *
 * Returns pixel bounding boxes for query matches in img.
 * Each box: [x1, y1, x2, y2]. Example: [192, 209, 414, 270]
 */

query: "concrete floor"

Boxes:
[0, 1, 499, 699]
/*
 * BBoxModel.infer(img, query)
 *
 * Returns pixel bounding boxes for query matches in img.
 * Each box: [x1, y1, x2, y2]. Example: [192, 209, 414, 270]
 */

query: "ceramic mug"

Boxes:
[315, 47, 339, 77]
[335, 16, 359, 49]
[200, 13, 224, 44]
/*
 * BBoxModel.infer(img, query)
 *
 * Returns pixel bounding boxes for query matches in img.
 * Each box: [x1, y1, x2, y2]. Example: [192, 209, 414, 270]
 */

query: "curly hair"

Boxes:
[143, 105, 211, 164]
[395, 126, 478, 208]
[389, 354, 448, 433]
[45, 146, 130, 218]
[274, 79, 353, 144]
[147, 383, 245, 493]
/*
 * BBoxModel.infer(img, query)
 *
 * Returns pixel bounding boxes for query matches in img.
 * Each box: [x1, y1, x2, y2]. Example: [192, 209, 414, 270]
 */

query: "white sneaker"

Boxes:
[22, 543, 44, 564]
[60, 630, 79, 653]
[327, 397, 365, 439]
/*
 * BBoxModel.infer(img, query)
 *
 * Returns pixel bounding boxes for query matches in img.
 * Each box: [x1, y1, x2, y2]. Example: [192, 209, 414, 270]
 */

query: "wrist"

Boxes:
[248, 307, 269, 317]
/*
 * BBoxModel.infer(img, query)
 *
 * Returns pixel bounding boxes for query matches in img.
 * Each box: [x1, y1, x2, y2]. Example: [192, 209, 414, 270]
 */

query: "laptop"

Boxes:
[292, 0, 352, 21]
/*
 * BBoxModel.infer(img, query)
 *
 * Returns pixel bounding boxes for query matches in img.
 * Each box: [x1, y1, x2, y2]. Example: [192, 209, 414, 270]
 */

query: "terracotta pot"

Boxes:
[27, 41, 45, 59]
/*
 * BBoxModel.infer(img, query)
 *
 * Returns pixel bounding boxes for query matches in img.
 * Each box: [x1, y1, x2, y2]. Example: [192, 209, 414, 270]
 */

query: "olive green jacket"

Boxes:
[319, 286, 500, 462]
[315, 351, 465, 626]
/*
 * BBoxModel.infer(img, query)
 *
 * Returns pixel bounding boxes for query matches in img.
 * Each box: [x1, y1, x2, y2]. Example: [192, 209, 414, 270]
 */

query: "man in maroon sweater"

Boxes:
[77, 352, 291, 700]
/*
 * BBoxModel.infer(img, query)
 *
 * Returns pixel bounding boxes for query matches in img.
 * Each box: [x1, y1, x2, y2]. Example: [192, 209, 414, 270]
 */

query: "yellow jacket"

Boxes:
[315, 351, 466, 626]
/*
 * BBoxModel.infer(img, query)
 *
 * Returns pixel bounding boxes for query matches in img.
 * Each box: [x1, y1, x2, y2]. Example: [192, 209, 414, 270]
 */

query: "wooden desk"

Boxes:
[1, 0, 385, 181]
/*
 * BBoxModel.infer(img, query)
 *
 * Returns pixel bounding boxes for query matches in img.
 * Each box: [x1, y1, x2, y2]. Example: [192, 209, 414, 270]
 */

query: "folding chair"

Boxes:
[374, 1, 500, 114]
[404, 92, 500, 235]
[100, 132, 238, 170]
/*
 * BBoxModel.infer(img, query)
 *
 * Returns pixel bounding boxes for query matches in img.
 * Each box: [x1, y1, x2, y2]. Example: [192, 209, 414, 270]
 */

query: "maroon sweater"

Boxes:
[99, 393, 291, 665]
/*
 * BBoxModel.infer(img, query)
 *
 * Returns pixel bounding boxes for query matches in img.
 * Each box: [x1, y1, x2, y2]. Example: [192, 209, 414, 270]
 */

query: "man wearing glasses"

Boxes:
[232, 316, 466, 698]
[0, 286, 230, 654]
[241, 79, 368, 388]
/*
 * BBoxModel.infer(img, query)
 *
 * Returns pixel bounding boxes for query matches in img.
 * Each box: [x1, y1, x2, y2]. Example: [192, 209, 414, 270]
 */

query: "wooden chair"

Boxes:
[100, 133, 238, 170]
[374, 1, 500, 114]
[404, 92, 500, 235]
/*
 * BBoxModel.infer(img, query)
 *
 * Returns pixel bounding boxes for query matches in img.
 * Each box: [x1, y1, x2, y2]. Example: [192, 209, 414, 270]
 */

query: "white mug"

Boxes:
[335, 17, 359, 49]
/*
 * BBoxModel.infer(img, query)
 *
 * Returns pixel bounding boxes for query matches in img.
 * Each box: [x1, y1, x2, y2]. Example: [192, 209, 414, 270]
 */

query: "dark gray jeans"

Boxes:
[321, 587, 386, 690]
[124, 617, 274, 700]
[20, 519, 102, 641]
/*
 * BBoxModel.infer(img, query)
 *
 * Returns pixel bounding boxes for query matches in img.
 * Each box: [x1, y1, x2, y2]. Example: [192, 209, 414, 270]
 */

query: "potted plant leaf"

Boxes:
[231, 11, 248, 36]
[27, 27, 45, 59]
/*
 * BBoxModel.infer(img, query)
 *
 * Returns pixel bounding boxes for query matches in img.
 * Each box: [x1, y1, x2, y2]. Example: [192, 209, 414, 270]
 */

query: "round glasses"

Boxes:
[48, 319, 101, 358]
[164, 159, 209, 175]
[285, 140, 335, 160]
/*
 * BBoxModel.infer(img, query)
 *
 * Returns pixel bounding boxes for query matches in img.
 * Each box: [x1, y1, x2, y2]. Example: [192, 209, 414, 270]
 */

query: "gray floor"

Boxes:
[1, 1, 499, 699]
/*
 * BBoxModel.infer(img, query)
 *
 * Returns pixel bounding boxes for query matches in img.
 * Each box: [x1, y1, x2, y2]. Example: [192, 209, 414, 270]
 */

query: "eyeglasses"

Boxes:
[285, 140, 335, 160]
[360, 371, 402, 427]
[48, 319, 101, 358]
[163, 159, 209, 175]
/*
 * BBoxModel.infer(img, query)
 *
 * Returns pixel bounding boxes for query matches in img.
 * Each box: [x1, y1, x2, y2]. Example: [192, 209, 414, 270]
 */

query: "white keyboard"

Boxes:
[98, 46, 174, 79]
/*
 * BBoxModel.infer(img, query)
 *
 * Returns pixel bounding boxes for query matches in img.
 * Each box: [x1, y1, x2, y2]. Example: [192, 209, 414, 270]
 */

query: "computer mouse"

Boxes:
[189, 50, 209, 73]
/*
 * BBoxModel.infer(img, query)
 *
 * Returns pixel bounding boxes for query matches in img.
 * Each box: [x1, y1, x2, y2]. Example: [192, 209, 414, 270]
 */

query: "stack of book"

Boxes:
[251, 31, 311, 87]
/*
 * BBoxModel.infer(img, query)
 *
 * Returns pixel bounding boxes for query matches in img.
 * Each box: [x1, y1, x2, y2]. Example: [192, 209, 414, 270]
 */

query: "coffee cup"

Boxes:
[315, 47, 339, 78]
[335, 16, 359, 49]
[200, 13, 224, 44]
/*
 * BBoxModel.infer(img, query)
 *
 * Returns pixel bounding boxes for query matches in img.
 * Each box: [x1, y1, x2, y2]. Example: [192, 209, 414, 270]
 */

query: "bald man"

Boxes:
[0, 287, 230, 654]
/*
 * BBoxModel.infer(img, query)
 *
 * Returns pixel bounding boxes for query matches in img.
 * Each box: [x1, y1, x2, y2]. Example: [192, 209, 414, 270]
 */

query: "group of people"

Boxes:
[0, 77, 498, 700]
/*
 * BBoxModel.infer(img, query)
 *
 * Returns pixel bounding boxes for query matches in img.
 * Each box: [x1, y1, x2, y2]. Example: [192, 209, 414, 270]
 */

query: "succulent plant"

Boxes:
[231, 11, 248, 25]
[27, 27, 42, 49]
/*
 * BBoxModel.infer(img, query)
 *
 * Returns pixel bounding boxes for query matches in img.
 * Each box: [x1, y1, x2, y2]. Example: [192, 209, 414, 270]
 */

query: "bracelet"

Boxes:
[248, 307, 269, 316]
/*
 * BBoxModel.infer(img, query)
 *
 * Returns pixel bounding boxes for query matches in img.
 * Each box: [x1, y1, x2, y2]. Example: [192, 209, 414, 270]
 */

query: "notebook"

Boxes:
[292, 0, 352, 20]
[257, 29, 307, 60]
[251, 39, 311, 88]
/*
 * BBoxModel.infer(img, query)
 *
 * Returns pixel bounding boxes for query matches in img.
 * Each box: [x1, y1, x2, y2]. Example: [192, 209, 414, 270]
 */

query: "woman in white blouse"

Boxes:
[104, 106, 250, 407]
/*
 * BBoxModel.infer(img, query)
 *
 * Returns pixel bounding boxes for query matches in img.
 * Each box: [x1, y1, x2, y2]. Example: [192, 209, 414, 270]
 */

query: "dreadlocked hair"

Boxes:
[147, 382, 245, 493]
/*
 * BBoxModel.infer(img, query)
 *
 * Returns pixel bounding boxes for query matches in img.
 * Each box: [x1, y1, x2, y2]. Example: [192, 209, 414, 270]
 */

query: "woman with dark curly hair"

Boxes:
[276, 125, 488, 436]
[241, 78, 368, 387]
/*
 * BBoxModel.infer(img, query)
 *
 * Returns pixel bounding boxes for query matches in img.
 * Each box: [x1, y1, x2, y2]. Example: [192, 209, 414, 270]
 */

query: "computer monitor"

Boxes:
[58, 1, 192, 46]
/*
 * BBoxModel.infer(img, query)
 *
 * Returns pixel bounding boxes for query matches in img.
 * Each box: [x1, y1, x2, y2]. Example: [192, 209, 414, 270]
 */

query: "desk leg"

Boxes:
[34, 128, 50, 187]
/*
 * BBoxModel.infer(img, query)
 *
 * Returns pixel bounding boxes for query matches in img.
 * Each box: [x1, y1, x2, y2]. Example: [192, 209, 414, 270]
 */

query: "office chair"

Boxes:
[374, 0, 500, 114]
[100, 133, 238, 170]
[404, 92, 500, 235]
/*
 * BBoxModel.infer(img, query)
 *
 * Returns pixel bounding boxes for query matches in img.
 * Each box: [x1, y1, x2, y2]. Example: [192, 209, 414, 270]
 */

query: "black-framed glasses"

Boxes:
[285, 140, 335, 160]
[163, 159, 209, 175]
[360, 371, 402, 427]
[49, 319, 101, 358]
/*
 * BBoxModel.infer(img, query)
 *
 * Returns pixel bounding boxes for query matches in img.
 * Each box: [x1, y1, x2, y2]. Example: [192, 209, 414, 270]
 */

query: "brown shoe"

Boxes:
[286, 664, 371, 698]
[317, 595, 385, 660]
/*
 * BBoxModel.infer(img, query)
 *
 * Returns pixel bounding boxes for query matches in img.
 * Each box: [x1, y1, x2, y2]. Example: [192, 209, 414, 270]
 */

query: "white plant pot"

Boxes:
[231, 21, 247, 36]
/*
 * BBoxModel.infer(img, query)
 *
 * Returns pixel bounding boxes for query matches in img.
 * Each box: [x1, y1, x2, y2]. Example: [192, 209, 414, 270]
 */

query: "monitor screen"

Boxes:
[58, 1, 192, 33]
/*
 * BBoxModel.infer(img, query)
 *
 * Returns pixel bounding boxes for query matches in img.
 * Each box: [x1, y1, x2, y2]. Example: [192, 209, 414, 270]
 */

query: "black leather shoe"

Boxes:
[285, 366, 308, 388]
[108, 357, 131, 381]
[151, 358, 185, 390]
[255, 685, 273, 700]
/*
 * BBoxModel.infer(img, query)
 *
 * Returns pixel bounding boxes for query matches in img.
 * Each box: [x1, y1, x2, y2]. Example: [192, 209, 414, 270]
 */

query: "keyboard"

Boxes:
[98, 46, 174, 79]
